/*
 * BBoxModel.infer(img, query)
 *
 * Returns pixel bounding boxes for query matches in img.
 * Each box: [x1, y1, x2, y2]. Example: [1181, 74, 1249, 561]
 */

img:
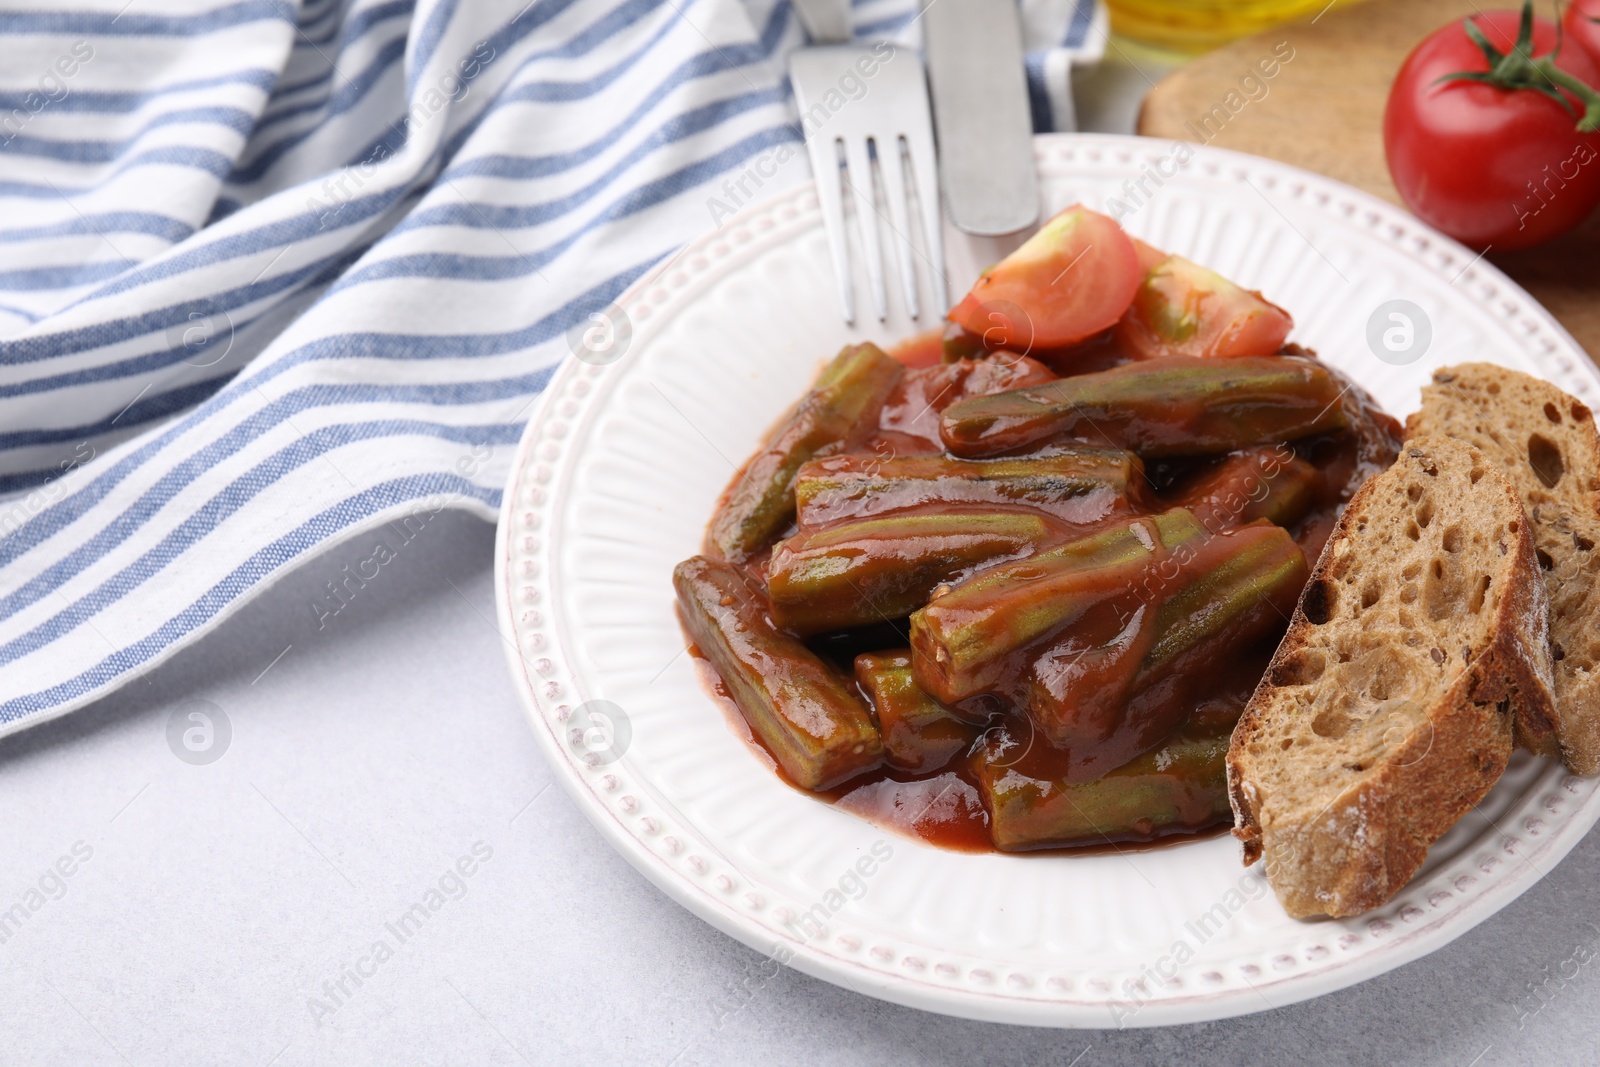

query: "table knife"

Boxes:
[922, 0, 1041, 236]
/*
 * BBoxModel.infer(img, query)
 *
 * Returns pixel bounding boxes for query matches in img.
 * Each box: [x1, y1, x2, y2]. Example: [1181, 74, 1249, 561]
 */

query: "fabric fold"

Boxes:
[0, 0, 1103, 736]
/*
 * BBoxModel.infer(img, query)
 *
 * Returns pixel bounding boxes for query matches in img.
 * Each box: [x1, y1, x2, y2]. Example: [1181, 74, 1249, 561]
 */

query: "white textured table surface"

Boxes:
[4, 512, 1599, 1066]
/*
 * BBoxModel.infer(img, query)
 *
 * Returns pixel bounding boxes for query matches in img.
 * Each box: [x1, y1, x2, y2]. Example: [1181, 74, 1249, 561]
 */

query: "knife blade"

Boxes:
[922, 0, 1040, 236]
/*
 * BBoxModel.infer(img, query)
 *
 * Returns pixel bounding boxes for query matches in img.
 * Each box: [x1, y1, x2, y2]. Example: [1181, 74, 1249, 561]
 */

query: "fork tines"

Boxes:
[788, 45, 947, 326]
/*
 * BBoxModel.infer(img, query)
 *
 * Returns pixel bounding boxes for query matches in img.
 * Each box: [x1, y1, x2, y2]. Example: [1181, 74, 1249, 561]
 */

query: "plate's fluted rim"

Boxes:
[493, 133, 1600, 1028]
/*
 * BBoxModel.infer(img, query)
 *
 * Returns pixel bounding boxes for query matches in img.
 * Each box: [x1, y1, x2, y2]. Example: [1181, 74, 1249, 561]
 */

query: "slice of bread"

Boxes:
[1407, 363, 1600, 774]
[1228, 437, 1557, 918]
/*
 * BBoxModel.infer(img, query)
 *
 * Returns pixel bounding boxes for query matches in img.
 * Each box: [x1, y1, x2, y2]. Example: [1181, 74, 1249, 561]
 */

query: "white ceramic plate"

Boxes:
[494, 134, 1600, 1027]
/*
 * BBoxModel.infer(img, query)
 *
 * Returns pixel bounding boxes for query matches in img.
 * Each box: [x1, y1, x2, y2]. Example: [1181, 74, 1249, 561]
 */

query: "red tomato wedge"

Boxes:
[1130, 236, 1168, 273]
[948, 206, 1140, 351]
[1114, 254, 1293, 359]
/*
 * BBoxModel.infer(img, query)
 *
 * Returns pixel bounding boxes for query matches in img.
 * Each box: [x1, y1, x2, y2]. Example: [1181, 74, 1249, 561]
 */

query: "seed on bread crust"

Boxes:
[1227, 436, 1556, 918]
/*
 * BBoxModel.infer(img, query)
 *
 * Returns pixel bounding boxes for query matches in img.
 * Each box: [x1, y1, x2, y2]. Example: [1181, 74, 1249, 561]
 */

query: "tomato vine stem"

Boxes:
[1435, 0, 1600, 132]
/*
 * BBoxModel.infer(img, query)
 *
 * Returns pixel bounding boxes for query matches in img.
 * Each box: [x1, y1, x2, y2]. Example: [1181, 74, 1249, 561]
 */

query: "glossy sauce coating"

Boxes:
[690, 640, 1270, 853]
[687, 340, 1401, 854]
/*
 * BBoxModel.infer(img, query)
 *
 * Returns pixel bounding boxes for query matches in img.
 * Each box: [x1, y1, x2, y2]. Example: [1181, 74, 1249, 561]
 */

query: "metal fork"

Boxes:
[788, 0, 947, 325]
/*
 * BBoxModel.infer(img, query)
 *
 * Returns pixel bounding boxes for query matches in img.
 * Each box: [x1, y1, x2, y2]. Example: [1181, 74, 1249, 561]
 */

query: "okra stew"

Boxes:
[674, 206, 1402, 853]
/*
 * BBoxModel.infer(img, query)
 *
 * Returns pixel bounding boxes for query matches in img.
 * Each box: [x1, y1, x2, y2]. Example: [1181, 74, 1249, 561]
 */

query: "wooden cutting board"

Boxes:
[1137, 0, 1600, 363]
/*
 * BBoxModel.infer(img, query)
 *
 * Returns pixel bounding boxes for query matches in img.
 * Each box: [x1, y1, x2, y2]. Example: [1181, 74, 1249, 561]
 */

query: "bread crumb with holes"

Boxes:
[1227, 436, 1556, 918]
[1409, 363, 1600, 774]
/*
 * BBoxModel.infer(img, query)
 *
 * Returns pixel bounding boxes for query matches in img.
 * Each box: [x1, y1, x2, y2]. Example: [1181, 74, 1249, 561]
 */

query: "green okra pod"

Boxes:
[674, 556, 883, 790]
[793, 450, 1144, 528]
[708, 343, 903, 561]
[1176, 445, 1323, 531]
[1138, 522, 1308, 683]
[854, 650, 978, 774]
[1026, 521, 1309, 746]
[909, 510, 1208, 704]
[974, 723, 1232, 851]
[938, 355, 1347, 458]
[767, 511, 1054, 636]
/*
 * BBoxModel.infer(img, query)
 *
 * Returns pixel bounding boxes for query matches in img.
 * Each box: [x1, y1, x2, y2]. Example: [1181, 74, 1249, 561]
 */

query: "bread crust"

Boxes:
[1228, 438, 1556, 918]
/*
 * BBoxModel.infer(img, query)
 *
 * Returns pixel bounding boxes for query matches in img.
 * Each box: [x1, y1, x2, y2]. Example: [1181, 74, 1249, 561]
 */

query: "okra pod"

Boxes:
[674, 556, 883, 790]
[854, 651, 978, 773]
[1320, 363, 1404, 504]
[909, 510, 1208, 704]
[879, 352, 1057, 447]
[1176, 445, 1323, 531]
[957, 352, 1058, 397]
[1138, 522, 1307, 682]
[938, 355, 1347, 458]
[768, 512, 1054, 636]
[793, 450, 1143, 528]
[1026, 522, 1308, 747]
[974, 723, 1232, 851]
[708, 343, 903, 561]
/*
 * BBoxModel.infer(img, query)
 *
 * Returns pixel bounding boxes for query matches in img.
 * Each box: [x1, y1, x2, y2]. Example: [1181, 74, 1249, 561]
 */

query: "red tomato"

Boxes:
[1384, 7, 1600, 251]
[1115, 254, 1293, 359]
[1566, 0, 1600, 68]
[1130, 236, 1168, 273]
[948, 205, 1140, 351]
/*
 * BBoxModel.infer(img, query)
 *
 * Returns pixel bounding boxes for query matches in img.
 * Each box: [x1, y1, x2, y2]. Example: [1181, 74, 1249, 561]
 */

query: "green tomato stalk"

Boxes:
[1437, 0, 1600, 132]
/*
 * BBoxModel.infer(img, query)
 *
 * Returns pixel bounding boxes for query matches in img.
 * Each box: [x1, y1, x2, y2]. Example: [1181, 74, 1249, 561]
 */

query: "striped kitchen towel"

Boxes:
[0, 0, 1104, 737]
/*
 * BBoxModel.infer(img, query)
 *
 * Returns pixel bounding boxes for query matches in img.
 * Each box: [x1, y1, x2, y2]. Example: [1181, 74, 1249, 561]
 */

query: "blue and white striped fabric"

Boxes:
[0, 0, 1103, 737]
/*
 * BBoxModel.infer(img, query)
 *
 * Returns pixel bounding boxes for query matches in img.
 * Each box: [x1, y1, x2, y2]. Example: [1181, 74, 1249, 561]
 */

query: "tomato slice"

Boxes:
[948, 206, 1140, 351]
[1114, 254, 1293, 359]
[1130, 237, 1168, 273]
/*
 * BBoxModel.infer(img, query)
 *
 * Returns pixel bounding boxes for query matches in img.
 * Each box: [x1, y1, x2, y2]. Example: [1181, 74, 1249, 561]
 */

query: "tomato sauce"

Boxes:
[680, 339, 1402, 855]
[689, 629, 1274, 855]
